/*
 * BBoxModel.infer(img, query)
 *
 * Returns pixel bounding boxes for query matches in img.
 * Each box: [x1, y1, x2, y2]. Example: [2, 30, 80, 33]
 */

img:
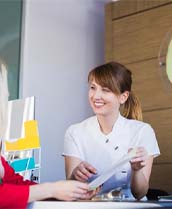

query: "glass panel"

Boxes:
[0, 0, 23, 100]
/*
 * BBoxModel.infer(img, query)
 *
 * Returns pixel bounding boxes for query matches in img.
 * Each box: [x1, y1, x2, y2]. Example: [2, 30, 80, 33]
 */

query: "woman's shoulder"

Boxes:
[121, 115, 153, 131]
[66, 116, 96, 134]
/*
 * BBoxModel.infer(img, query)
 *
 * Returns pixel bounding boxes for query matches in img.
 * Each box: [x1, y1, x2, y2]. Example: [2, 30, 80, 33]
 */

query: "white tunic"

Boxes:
[63, 114, 160, 199]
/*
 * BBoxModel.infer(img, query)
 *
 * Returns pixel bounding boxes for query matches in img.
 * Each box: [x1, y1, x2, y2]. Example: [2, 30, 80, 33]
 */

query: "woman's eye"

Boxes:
[102, 88, 110, 92]
[90, 86, 95, 90]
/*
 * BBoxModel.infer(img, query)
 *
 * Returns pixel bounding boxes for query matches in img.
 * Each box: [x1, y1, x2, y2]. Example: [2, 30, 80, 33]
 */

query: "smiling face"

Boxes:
[88, 62, 131, 119]
[89, 80, 122, 117]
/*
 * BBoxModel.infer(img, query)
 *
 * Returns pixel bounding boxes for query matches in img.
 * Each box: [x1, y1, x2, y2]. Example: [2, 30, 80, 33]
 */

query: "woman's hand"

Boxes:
[129, 147, 148, 171]
[129, 147, 153, 200]
[72, 161, 97, 182]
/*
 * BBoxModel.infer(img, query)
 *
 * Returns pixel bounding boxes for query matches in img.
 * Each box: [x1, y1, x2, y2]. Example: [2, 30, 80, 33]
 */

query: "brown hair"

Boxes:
[88, 61, 142, 121]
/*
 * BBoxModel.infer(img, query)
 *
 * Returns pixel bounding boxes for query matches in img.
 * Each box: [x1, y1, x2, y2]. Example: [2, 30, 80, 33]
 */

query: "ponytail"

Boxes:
[121, 92, 143, 121]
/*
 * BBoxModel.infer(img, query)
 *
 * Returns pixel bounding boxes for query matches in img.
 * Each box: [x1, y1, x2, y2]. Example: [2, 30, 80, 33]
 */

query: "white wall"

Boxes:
[20, 0, 111, 182]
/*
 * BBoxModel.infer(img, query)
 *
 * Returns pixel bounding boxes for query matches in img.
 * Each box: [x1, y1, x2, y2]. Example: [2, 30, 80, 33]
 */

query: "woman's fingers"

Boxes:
[79, 163, 93, 177]
[73, 161, 97, 181]
[130, 147, 148, 162]
[130, 156, 146, 163]
[80, 162, 97, 175]
[84, 162, 97, 174]
[129, 147, 148, 171]
[75, 169, 89, 181]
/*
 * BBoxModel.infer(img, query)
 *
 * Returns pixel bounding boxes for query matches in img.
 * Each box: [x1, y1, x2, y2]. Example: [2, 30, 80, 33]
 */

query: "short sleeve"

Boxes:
[62, 126, 84, 160]
[138, 124, 160, 158]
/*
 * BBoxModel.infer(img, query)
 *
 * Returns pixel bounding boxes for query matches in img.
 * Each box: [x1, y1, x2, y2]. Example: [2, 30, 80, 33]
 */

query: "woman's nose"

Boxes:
[93, 90, 102, 99]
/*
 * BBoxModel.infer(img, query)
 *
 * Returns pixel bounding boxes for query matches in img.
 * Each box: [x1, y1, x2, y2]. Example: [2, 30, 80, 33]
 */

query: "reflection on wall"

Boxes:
[158, 28, 172, 89]
[0, 0, 22, 100]
[166, 39, 172, 84]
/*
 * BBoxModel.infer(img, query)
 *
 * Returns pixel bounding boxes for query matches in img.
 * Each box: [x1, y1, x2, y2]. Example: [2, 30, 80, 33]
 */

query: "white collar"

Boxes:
[95, 113, 124, 138]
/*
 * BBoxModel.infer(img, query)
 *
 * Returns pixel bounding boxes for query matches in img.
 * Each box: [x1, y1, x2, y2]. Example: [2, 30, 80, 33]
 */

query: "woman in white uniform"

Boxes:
[63, 61, 160, 200]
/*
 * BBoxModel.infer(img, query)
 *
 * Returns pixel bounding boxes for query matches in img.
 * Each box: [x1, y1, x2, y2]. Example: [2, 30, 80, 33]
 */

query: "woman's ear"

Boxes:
[119, 91, 129, 104]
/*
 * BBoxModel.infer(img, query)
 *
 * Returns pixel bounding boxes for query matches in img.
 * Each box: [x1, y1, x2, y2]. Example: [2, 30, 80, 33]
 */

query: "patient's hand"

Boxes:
[80, 186, 101, 200]
[72, 161, 97, 182]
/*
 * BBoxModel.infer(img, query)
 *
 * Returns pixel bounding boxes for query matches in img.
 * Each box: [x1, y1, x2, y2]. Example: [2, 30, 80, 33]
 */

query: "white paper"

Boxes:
[4, 96, 35, 141]
[88, 149, 137, 190]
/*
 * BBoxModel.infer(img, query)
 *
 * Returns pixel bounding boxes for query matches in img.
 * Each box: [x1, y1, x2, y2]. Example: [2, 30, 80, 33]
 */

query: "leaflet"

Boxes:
[88, 149, 137, 191]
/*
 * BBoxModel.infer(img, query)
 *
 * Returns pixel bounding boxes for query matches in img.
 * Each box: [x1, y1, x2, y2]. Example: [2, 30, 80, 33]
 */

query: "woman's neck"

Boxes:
[97, 113, 119, 135]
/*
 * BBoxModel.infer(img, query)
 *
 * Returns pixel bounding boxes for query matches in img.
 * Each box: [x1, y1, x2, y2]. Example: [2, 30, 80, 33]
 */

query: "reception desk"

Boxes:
[27, 200, 172, 209]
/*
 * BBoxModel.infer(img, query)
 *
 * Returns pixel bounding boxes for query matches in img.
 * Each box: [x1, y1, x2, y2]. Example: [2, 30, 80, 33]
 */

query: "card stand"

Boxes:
[4, 120, 41, 183]
[9, 157, 36, 172]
